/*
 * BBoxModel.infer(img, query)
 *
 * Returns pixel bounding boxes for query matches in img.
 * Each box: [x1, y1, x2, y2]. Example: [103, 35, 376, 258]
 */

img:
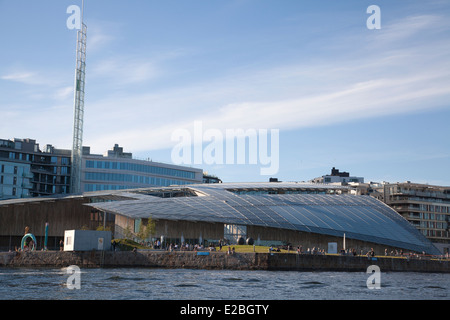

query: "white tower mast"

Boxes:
[70, 0, 87, 194]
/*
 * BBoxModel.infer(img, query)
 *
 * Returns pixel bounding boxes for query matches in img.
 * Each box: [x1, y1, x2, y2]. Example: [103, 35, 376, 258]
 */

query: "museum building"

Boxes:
[0, 182, 441, 255]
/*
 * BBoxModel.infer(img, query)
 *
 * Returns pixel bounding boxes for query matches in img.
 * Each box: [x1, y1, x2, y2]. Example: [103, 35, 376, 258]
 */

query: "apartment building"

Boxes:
[383, 182, 450, 254]
[310, 167, 364, 184]
[81, 144, 203, 192]
[0, 138, 70, 199]
[0, 138, 205, 200]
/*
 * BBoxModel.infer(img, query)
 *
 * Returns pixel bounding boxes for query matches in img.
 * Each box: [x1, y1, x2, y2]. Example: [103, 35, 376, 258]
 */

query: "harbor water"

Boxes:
[0, 267, 448, 300]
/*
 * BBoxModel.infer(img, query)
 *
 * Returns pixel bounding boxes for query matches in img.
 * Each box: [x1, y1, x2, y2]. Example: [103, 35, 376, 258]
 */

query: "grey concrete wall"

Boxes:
[1, 251, 448, 273]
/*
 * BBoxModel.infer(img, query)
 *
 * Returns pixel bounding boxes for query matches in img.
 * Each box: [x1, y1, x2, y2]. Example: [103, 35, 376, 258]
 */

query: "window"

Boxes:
[224, 224, 247, 244]
[134, 218, 141, 234]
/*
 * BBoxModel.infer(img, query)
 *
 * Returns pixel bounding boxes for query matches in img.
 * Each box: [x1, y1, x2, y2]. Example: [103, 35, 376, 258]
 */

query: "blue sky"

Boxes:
[0, 0, 449, 185]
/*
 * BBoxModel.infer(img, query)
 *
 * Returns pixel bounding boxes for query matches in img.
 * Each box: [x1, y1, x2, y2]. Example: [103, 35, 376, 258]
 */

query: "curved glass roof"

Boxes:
[87, 182, 440, 254]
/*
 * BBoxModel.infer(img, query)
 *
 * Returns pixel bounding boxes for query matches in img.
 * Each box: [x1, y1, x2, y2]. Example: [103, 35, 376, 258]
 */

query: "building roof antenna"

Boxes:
[70, 0, 87, 194]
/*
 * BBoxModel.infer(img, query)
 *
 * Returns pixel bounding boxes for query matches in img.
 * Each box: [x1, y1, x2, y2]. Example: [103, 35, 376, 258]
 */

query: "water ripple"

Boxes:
[0, 268, 448, 300]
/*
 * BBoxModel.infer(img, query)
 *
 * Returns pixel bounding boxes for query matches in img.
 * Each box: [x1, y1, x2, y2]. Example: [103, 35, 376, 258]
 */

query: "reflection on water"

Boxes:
[0, 268, 448, 300]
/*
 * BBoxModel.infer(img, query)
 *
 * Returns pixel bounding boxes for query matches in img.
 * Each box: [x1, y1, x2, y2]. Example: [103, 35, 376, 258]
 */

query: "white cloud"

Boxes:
[2, 12, 450, 159]
[87, 27, 115, 52]
[83, 12, 449, 154]
[53, 86, 74, 101]
[371, 14, 446, 45]
[1, 72, 37, 84]
[90, 57, 159, 85]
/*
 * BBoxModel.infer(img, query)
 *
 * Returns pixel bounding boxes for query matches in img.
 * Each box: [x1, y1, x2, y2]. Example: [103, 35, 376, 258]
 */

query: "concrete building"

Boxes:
[382, 182, 450, 255]
[0, 160, 33, 200]
[310, 168, 449, 254]
[310, 167, 364, 184]
[0, 138, 71, 199]
[81, 144, 203, 192]
[202, 173, 222, 184]
[0, 138, 204, 199]
[341, 180, 450, 254]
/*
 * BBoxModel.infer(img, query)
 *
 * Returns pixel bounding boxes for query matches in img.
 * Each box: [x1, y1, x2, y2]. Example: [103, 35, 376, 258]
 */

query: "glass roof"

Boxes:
[86, 182, 440, 254]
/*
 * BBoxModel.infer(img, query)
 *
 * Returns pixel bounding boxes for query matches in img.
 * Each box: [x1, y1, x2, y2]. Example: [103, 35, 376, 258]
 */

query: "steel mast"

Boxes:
[70, 0, 87, 194]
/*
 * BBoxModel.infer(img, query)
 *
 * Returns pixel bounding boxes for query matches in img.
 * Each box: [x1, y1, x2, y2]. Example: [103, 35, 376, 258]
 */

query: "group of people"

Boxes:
[340, 248, 367, 256]
[293, 246, 327, 255]
[152, 239, 232, 252]
[291, 245, 376, 257]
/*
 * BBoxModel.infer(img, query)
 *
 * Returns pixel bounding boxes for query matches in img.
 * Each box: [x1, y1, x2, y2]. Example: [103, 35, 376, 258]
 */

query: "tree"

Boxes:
[124, 217, 156, 243]
[136, 218, 156, 242]
[96, 225, 111, 231]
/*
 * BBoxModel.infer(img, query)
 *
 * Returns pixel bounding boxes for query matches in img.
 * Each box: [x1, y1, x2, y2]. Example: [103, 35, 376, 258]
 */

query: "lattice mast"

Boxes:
[70, 1, 87, 194]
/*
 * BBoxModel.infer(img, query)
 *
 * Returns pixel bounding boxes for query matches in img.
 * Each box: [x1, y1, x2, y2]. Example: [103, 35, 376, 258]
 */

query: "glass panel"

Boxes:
[224, 224, 247, 244]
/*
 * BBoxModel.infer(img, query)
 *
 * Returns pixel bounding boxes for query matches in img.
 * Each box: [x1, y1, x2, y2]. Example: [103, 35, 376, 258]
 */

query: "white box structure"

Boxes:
[64, 230, 111, 251]
[328, 242, 338, 254]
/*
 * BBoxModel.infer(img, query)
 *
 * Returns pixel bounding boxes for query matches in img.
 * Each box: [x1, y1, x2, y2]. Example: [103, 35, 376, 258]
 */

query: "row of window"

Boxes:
[412, 220, 448, 229]
[3, 152, 70, 165]
[408, 212, 449, 220]
[1, 164, 31, 175]
[403, 204, 450, 213]
[31, 165, 70, 175]
[421, 229, 449, 238]
[324, 177, 362, 183]
[391, 195, 449, 203]
[0, 175, 32, 188]
[84, 179, 193, 192]
[0, 186, 30, 198]
[85, 160, 196, 179]
[84, 171, 197, 185]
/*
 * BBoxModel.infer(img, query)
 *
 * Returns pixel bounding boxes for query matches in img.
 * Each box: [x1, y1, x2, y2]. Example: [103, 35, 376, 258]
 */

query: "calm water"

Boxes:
[0, 267, 448, 300]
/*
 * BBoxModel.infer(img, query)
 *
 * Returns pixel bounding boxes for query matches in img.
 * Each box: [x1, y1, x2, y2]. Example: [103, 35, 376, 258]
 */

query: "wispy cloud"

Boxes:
[80, 13, 450, 154]
[91, 57, 159, 85]
[371, 14, 446, 45]
[87, 25, 115, 52]
[1, 67, 72, 89]
[1, 71, 38, 85]
[52, 86, 74, 101]
[2, 11, 449, 159]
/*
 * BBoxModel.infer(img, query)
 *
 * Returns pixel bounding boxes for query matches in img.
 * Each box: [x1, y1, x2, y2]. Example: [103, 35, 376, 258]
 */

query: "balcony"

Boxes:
[392, 190, 450, 201]
[31, 167, 56, 174]
[22, 172, 33, 178]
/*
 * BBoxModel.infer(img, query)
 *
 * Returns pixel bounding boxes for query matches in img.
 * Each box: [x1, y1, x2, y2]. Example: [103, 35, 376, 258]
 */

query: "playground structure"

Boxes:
[19, 223, 49, 251]
[20, 233, 37, 251]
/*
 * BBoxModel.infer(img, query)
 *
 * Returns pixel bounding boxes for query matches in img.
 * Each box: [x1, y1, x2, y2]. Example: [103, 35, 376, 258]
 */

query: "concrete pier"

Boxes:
[1, 250, 449, 273]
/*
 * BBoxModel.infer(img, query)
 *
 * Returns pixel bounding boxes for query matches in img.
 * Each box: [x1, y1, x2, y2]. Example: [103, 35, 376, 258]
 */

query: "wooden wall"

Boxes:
[0, 198, 112, 250]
